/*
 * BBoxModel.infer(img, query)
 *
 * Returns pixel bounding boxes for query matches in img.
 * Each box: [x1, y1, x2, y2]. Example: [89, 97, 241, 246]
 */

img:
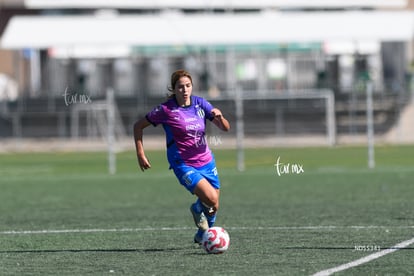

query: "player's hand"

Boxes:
[137, 155, 151, 171]
[211, 108, 223, 119]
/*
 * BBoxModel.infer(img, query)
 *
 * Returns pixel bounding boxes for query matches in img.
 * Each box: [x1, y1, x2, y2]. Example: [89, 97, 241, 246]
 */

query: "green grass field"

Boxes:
[0, 145, 413, 275]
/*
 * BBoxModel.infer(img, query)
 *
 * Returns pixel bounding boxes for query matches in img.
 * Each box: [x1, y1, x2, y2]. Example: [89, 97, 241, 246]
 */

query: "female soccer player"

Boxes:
[133, 69, 230, 243]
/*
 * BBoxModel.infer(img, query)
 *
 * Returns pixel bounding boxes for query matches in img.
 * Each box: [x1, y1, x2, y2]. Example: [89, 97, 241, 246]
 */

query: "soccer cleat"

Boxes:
[190, 203, 209, 232]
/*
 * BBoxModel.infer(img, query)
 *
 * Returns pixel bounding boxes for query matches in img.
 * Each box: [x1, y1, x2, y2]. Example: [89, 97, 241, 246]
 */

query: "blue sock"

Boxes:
[206, 213, 216, 228]
[196, 229, 204, 239]
[200, 202, 217, 228]
[194, 199, 217, 228]
[193, 199, 203, 213]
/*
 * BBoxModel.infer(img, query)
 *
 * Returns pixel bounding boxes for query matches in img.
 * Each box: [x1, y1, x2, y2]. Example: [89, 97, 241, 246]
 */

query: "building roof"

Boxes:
[23, 0, 407, 9]
[1, 11, 413, 54]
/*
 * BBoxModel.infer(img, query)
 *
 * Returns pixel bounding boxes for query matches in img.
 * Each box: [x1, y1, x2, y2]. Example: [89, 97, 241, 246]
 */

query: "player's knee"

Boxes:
[205, 193, 219, 212]
[194, 179, 220, 212]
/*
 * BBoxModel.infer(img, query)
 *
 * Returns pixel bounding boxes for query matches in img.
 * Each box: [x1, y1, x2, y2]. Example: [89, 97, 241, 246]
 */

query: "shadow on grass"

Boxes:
[0, 247, 189, 254]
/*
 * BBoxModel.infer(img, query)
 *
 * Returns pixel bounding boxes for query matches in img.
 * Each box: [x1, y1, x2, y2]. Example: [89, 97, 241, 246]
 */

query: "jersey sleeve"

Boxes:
[198, 97, 215, 121]
[145, 105, 166, 126]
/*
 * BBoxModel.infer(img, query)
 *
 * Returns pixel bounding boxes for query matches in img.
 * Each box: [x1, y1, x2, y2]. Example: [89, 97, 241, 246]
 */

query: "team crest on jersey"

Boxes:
[197, 108, 205, 119]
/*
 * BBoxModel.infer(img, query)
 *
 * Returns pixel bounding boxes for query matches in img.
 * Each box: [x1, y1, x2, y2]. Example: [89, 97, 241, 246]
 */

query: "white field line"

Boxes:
[312, 237, 414, 276]
[0, 227, 192, 235]
[0, 225, 414, 235]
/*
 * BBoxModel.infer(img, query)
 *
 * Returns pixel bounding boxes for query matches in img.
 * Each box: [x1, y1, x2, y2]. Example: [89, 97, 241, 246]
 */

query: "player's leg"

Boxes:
[192, 179, 220, 243]
[172, 160, 221, 243]
[172, 164, 210, 235]
[193, 178, 220, 214]
[193, 158, 221, 221]
[190, 178, 219, 231]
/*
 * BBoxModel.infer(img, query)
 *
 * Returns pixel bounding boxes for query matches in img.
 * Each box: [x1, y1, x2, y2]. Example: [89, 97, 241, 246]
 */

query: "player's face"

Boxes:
[174, 76, 192, 106]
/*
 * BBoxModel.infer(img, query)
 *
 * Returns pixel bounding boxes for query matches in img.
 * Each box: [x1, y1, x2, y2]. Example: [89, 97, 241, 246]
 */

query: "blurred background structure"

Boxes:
[1, 0, 414, 149]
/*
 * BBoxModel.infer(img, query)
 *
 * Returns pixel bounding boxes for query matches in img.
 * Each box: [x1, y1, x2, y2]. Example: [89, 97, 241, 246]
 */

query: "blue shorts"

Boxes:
[171, 159, 220, 194]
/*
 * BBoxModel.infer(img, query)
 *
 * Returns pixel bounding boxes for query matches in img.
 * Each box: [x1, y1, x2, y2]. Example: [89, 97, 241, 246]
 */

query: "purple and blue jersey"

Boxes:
[146, 95, 215, 168]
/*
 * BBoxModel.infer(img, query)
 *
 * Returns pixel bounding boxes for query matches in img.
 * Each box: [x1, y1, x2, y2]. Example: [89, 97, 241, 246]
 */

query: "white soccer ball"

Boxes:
[201, 226, 230, 254]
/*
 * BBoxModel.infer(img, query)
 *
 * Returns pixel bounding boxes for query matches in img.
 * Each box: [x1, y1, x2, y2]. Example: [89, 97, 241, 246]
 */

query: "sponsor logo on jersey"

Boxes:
[185, 117, 197, 122]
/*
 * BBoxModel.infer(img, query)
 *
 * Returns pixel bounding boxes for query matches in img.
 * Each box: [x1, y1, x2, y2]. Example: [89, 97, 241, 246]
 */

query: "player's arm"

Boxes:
[133, 117, 152, 171]
[211, 108, 230, 132]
